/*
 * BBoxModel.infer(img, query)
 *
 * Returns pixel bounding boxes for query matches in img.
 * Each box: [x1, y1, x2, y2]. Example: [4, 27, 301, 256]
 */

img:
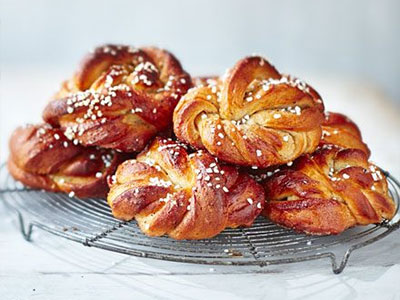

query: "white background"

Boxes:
[1, 0, 400, 101]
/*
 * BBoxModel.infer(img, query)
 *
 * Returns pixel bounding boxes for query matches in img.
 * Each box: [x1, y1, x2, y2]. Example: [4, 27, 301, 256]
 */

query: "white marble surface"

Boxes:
[1, 68, 400, 299]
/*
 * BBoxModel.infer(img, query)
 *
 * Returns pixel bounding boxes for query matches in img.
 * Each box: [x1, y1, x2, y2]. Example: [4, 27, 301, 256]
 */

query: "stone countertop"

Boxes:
[1, 67, 400, 299]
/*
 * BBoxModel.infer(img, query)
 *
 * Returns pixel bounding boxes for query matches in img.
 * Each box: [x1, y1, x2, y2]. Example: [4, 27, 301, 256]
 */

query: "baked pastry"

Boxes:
[174, 56, 324, 168]
[43, 44, 191, 152]
[107, 137, 265, 239]
[320, 112, 370, 156]
[192, 76, 219, 87]
[8, 124, 124, 198]
[262, 113, 395, 235]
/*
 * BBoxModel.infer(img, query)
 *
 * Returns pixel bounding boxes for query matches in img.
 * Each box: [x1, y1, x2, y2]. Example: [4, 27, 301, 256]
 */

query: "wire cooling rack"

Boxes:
[0, 164, 399, 274]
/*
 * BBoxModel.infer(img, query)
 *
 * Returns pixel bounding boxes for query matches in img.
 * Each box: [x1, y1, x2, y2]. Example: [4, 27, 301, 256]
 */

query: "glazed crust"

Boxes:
[262, 112, 395, 235]
[321, 112, 370, 157]
[43, 44, 192, 152]
[174, 56, 325, 168]
[8, 124, 124, 198]
[107, 137, 265, 239]
[192, 76, 220, 87]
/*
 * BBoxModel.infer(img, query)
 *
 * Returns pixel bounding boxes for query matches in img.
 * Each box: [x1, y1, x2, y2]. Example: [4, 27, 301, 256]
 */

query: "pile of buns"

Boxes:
[8, 44, 396, 239]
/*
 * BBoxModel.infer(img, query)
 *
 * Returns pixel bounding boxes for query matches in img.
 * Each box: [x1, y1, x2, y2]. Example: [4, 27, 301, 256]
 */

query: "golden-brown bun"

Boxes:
[8, 124, 125, 198]
[43, 44, 192, 152]
[262, 147, 395, 235]
[174, 56, 324, 168]
[261, 113, 394, 235]
[107, 137, 265, 239]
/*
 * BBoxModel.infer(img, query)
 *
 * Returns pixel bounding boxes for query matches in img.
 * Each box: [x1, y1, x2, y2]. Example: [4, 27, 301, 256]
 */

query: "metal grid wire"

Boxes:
[1, 164, 399, 274]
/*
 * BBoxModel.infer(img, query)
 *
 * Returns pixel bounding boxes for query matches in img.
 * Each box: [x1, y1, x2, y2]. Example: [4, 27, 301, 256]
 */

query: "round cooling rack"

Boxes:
[0, 164, 399, 274]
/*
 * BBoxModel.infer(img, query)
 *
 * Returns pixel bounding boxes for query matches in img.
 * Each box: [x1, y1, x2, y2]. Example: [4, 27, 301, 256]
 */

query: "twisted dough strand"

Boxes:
[263, 146, 395, 234]
[107, 137, 265, 239]
[174, 56, 324, 168]
[261, 112, 394, 235]
[8, 124, 123, 198]
[320, 112, 370, 157]
[43, 44, 191, 152]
